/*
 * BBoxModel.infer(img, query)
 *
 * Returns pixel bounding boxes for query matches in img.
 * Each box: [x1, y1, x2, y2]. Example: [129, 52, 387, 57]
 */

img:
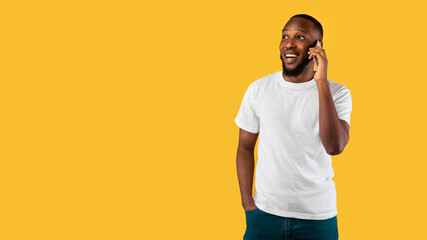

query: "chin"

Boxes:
[280, 55, 312, 77]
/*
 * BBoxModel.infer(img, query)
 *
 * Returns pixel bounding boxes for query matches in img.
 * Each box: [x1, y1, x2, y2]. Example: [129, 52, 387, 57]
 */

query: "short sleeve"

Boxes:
[234, 84, 260, 133]
[334, 88, 352, 130]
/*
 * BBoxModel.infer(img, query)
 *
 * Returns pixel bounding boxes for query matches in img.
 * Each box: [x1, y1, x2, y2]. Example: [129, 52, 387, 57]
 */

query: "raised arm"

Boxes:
[236, 128, 259, 211]
[309, 44, 350, 155]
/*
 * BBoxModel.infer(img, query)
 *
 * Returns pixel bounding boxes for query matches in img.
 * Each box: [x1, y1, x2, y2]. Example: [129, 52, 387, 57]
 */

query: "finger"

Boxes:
[309, 46, 322, 51]
[308, 50, 325, 60]
[308, 48, 324, 54]
[308, 49, 321, 54]
[308, 51, 321, 58]
[308, 52, 325, 64]
[311, 48, 326, 58]
[314, 50, 327, 61]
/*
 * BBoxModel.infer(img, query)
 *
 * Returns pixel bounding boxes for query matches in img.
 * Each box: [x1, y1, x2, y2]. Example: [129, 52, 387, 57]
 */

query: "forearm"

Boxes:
[236, 148, 255, 207]
[317, 81, 349, 155]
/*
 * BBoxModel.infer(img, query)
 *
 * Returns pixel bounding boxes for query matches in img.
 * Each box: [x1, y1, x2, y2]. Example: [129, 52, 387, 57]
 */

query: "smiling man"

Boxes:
[235, 14, 352, 240]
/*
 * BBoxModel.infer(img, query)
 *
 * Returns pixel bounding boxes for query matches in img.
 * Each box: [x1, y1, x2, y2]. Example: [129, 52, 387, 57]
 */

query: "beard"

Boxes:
[281, 54, 313, 77]
[281, 41, 317, 77]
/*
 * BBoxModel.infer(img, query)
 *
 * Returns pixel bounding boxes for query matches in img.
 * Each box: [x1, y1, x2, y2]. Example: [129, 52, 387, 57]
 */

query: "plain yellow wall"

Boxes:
[1, 0, 427, 239]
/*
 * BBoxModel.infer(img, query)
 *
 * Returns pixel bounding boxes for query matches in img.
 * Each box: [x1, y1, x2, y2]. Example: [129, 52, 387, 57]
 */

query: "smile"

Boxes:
[283, 53, 299, 64]
[285, 54, 297, 58]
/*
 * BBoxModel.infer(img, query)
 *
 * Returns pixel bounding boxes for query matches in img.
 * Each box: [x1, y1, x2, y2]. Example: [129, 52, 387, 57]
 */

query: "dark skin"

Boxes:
[236, 17, 350, 212]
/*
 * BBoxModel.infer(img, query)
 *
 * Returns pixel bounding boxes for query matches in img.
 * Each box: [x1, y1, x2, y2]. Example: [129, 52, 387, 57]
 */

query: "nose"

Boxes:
[285, 38, 296, 49]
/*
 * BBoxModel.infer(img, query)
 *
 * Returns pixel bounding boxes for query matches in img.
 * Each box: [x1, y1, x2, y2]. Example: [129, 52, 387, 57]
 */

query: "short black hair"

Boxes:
[290, 14, 323, 39]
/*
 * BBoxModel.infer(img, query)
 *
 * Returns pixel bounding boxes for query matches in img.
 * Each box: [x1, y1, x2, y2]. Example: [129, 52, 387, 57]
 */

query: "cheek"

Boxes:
[301, 47, 310, 55]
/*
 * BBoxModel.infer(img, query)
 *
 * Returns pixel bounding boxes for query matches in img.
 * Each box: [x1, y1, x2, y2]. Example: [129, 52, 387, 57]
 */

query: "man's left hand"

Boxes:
[308, 46, 328, 83]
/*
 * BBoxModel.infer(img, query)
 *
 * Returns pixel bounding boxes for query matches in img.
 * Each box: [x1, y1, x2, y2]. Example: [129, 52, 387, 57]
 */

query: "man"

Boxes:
[235, 14, 352, 240]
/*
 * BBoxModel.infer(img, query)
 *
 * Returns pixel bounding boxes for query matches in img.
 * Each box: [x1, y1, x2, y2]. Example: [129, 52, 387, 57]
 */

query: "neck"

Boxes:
[282, 63, 315, 83]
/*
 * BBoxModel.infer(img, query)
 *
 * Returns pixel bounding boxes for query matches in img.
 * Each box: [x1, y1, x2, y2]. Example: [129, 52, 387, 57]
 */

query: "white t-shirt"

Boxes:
[235, 70, 352, 220]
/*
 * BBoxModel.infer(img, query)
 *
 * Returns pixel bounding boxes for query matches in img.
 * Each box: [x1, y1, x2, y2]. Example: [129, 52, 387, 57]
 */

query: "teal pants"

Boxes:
[244, 208, 338, 240]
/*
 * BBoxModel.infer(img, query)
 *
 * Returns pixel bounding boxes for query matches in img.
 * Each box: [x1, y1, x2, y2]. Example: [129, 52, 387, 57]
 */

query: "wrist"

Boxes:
[242, 197, 254, 206]
[242, 200, 256, 210]
[315, 78, 329, 86]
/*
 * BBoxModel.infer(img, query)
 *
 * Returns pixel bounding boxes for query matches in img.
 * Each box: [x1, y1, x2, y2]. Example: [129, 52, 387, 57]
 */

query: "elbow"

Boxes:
[326, 147, 344, 156]
[323, 134, 350, 156]
[325, 142, 347, 155]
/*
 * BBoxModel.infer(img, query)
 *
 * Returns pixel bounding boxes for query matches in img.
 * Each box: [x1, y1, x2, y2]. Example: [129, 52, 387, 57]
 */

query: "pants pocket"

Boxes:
[245, 208, 259, 214]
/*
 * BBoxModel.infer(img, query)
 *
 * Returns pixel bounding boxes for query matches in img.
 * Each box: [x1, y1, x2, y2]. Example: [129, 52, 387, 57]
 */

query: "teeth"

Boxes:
[285, 54, 297, 58]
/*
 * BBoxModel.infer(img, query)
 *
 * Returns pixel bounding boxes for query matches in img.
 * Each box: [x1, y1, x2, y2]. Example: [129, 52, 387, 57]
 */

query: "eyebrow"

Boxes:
[282, 28, 308, 34]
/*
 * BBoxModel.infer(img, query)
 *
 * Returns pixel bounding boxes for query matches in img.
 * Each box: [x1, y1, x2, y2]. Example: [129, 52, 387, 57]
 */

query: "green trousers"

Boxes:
[244, 208, 338, 240]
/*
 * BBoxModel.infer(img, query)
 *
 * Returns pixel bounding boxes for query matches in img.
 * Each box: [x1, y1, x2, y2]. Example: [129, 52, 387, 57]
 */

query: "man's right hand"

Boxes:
[243, 200, 258, 212]
[236, 128, 259, 213]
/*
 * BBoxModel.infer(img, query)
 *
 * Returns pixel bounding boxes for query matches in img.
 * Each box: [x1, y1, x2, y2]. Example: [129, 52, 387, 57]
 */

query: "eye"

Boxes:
[282, 35, 289, 39]
[296, 35, 305, 40]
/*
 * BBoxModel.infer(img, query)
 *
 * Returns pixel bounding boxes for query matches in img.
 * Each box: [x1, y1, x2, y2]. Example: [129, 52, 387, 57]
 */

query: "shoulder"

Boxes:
[327, 78, 351, 97]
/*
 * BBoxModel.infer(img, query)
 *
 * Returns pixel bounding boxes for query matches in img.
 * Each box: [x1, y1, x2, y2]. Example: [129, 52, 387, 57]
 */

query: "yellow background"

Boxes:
[1, 0, 426, 239]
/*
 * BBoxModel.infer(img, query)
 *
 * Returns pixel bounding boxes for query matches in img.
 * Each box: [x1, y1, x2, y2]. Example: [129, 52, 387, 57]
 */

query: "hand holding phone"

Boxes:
[313, 40, 321, 68]
[309, 40, 328, 83]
